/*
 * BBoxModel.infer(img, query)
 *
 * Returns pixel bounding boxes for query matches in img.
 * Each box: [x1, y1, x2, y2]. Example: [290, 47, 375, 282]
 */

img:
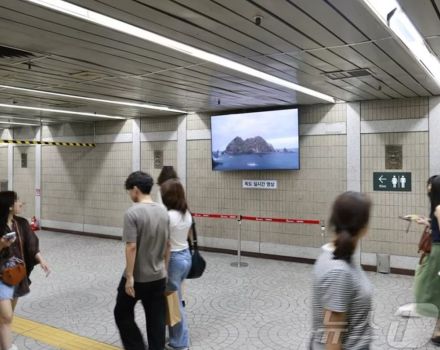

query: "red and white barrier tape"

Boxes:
[241, 215, 320, 225]
[192, 213, 239, 220]
[192, 213, 320, 225]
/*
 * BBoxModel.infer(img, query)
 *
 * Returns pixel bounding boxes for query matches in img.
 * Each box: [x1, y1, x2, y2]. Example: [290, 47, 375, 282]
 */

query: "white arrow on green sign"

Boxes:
[373, 172, 411, 192]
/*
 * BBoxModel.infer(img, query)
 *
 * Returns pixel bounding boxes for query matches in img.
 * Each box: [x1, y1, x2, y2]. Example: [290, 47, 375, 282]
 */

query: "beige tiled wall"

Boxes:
[140, 117, 179, 200]
[300, 103, 347, 123]
[83, 143, 132, 228]
[42, 123, 94, 139]
[41, 122, 132, 229]
[9, 127, 39, 219]
[13, 146, 35, 219]
[361, 99, 429, 257]
[13, 126, 39, 141]
[361, 134, 428, 257]
[0, 147, 8, 182]
[95, 120, 132, 135]
[141, 141, 178, 201]
[42, 146, 89, 224]
[361, 97, 428, 121]
[8, 98, 430, 260]
[141, 116, 179, 132]
[1, 129, 11, 139]
[187, 105, 347, 249]
[187, 113, 210, 131]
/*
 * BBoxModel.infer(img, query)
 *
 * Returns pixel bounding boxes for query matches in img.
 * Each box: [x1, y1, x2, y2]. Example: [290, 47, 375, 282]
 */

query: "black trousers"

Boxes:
[114, 277, 167, 350]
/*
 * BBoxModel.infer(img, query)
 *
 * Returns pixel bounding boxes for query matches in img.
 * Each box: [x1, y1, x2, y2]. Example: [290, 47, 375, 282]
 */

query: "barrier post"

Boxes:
[320, 220, 326, 244]
[231, 215, 248, 268]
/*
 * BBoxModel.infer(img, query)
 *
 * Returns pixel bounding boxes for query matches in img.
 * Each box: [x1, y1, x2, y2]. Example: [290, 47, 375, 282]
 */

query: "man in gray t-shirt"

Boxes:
[123, 203, 170, 283]
[114, 171, 170, 350]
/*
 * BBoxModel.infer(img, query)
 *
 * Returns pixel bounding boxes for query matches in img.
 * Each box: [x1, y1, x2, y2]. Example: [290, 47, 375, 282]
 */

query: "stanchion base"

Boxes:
[230, 262, 249, 267]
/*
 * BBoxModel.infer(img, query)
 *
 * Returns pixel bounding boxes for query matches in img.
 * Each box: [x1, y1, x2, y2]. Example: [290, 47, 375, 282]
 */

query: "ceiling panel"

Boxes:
[399, 0, 440, 37]
[375, 40, 440, 95]
[0, 0, 340, 104]
[66, 0, 369, 96]
[0, 0, 438, 124]
[428, 38, 440, 58]
[328, 0, 439, 95]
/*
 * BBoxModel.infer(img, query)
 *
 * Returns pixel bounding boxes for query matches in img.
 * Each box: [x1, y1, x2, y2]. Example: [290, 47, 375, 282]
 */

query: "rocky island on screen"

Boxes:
[211, 109, 299, 171]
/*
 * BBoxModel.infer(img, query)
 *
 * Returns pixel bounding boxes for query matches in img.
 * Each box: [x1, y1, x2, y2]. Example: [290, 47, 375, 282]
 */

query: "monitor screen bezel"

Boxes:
[210, 107, 300, 172]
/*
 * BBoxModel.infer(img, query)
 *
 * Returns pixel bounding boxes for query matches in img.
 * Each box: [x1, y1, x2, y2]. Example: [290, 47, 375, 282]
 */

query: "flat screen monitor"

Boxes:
[211, 108, 299, 171]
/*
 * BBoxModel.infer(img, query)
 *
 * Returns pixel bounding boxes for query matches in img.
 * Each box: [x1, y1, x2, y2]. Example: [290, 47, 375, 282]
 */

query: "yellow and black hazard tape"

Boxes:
[1, 139, 96, 147]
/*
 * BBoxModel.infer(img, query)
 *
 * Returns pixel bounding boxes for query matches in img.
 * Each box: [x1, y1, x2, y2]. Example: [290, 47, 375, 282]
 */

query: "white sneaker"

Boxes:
[8, 345, 18, 350]
[395, 303, 421, 318]
[165, 344, 188, 350]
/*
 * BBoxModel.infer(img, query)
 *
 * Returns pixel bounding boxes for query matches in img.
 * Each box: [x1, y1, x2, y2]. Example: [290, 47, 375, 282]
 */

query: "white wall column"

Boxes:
[177, 115, 187, 188]
[346, 102, 362, 265]
[35, 127, 42, 219]
[347, 102, 361, 192]
[132, 118, 141, 172]
[429, 97, 440, 176]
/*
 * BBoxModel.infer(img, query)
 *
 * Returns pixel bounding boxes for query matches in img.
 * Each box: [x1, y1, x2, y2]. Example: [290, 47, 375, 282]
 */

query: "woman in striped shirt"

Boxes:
[311, 192, 373, 350]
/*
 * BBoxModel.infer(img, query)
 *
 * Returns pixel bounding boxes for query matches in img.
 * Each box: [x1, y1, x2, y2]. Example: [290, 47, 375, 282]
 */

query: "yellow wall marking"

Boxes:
[0, 139, 95, 147]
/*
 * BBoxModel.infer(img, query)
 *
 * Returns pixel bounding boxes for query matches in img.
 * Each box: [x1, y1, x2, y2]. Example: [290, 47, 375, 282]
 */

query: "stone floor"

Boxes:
[11, 230, 440, 349]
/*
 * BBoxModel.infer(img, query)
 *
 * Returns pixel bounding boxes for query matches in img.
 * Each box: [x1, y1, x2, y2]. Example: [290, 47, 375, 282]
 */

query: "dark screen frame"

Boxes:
[210, 106, 300, 172]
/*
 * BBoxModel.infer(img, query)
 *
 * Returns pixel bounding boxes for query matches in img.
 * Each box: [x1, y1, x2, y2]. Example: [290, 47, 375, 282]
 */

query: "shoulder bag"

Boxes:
[418, 226, 432, 264]
[2, 223, 27, 286]
[187, 220, 206, 279]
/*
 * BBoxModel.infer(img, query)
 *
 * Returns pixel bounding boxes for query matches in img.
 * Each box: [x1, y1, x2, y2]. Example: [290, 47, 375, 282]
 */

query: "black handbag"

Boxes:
[187, 220, 206, 279]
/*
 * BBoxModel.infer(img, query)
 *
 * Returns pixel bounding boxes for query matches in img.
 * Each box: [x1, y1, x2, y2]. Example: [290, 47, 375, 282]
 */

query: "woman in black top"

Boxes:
[0, 191, 50, 350]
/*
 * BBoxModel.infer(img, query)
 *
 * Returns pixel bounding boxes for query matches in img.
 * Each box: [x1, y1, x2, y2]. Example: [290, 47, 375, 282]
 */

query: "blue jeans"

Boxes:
[0, 281, 14, 300]
[167, 249, 192, 349]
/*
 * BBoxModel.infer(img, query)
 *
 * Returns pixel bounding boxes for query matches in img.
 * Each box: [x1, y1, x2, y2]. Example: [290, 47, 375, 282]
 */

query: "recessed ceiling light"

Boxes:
[0, 84, 187, 113]
[0, 103, 125, 120]
[362, 0, 440, 85]
[24, 0, 336, 103]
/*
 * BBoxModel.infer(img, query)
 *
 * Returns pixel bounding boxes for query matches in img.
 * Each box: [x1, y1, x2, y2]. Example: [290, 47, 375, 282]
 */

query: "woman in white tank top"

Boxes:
[161, 179, 192, 350]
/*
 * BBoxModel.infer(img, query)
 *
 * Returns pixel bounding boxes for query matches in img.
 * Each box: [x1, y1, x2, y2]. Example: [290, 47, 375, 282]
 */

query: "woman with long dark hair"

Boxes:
[311, 191, 373, 350]
[156, 166, 179, 205]
[0, 191, 50, 350]
[415, 176, 440, 344]
[160, 179, 192, 350]
[0, 191, 18, 350]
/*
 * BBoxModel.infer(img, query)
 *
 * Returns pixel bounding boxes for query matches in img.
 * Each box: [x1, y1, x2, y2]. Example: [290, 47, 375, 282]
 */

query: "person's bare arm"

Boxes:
[125, 242, 137, 298]
[435, 206, 440, 222]
[323, 309, 347, 350]
[416, 217, 431, 227]
[164, 240, 171, 271]
[35, 252, 51, 276]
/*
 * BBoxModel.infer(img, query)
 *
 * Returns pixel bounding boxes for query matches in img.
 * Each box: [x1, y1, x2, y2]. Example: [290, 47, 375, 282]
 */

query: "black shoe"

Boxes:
[431, 336, 440, 345]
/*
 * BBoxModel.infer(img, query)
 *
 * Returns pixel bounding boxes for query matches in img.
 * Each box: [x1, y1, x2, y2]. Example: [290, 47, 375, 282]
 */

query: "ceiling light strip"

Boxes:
[0, 115, 43, 123]
[0, 84, 187, 113]
[0, 103, 125, 120]
[0, 121, 41, 126]
[24, 0, 336, 103]
[362, 0, 440, 85]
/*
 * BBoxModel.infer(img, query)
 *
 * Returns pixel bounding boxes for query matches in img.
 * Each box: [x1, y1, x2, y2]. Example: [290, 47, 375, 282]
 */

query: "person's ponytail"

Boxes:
[329, 192, 371, 263]
[333, 230, 356, 262]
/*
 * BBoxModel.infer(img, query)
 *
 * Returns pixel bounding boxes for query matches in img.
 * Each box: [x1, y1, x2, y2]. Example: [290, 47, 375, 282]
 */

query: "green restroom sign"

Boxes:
[373, 172, 412, 192]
